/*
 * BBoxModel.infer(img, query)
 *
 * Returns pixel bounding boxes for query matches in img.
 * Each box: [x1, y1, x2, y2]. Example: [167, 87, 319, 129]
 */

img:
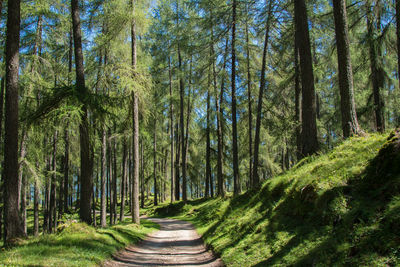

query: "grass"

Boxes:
[152, 132, 400, 266]
[0, 218, 159, 266]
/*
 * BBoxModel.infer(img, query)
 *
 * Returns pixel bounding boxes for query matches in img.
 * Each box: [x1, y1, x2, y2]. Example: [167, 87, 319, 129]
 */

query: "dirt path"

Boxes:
[103, 218, 224, 267]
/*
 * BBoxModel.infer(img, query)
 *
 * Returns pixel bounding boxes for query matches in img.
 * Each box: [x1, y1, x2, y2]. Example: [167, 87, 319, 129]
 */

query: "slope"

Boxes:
[154, 131, 400, 266]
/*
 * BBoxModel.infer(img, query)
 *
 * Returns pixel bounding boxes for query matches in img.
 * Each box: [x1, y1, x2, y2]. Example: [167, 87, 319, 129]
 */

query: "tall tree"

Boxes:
[3, 0, 26, 244]
[294, 0, 319, 157]
[169, 55, 175, 203]
[71, 0, 93, 224]
[333, 0, 362, 137]
[252, 0, 273, 189]
[366, 0, 385, 132]
[131, 0, 140, 225]
[231, 0, 240, 195]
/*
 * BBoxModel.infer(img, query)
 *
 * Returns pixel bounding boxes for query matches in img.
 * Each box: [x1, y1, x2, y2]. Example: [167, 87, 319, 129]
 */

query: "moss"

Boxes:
[153, 132, 400, 266]
[0, 219, 159, 266]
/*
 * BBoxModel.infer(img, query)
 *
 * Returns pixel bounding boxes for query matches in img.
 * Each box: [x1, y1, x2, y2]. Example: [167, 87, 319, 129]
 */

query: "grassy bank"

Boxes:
[0, 219, 159, 266]
[154, 132, 400, 266]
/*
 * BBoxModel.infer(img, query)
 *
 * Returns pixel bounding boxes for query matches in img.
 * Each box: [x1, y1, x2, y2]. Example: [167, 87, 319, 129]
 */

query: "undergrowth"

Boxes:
[0, 219, 159, 267]
[153, 132, 400, 266]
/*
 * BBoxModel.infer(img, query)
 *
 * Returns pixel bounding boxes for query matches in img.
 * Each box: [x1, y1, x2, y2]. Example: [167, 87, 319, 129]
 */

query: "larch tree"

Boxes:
[71, 0, 93, 224]
[333, 0, 362, 138]
[131, 0, 140, 225]
[252, 0, 273, 189]
[231, 0, 240, 195]
[294, 0, 319, 157]
[3, 0, 26, 244]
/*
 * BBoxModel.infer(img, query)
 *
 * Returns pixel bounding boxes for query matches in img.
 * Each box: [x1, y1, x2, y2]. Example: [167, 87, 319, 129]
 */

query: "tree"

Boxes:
[294, 0, 319, 157]
[231, 0, 240, 195]
[71, 0, 93, 225]
[3, 0, 26, 244]
[252, 0, 273, 189]
[333, 0, 362, 138]
[366, 0, 385, 133]
[131, 0, 140, 225]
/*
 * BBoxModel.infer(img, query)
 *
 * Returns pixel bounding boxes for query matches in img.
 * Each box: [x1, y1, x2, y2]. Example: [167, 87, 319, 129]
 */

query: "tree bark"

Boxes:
[131, 0, 140, 225]
[178, 46, 187, 201]
[112, 134, 117, 224]
[63, 127, 69, 214]
[169, 56, 175, 203]
[245, 8, 253, 187]
[140, 138, 145, 208]
[3, 0, 26, 244]
[294, 34, 302, 160]
[294, 0, 319, 157]
[231, 0, 240, 195]
[175, 122, 180, 200]
[120, 138, 127, 222]
[216, 39, 228, 197]
[153, 118, 158, 206]
[366, 1, 385, 132]
[205, 67, 211, 198]
[333, 0, 361, 138]
[49, 131, 57, 233]
[71, 0, 93, 224]
[33, 174, 39, 236]
[252, 0, 273, 189]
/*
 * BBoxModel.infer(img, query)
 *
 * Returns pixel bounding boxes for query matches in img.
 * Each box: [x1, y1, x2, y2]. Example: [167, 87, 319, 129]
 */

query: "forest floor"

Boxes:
[150, 132, 400, 266]
[103, 218, 223, 267]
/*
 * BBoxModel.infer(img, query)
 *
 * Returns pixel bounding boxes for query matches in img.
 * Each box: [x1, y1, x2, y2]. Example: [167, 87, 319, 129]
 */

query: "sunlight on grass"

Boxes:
[0, 219, 159, 267]
[152, 133, 400, 266]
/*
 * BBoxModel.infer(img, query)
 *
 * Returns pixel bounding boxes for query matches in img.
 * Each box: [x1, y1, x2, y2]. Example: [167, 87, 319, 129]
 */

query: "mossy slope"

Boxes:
[154, 132, 400, 266]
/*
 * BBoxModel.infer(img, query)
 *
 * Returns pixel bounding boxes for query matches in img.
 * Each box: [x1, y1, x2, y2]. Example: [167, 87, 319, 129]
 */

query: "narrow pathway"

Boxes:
[103, 218, 224, 267]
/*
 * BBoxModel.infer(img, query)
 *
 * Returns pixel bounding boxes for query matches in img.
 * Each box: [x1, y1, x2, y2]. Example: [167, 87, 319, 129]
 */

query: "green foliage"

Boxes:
[153, 132, 400, 266]
[0, 219, 159, 267]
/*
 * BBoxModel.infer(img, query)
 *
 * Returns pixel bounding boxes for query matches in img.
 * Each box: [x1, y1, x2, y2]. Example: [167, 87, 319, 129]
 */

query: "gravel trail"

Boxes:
[103, 218, 224, 267]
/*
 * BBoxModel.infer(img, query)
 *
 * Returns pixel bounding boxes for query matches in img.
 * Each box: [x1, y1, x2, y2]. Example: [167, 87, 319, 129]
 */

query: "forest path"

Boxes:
[103, 218, 224, 267]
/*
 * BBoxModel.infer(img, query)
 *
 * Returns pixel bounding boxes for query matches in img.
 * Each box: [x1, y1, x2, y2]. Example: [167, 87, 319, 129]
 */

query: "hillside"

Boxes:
[153, 132, 400, 266]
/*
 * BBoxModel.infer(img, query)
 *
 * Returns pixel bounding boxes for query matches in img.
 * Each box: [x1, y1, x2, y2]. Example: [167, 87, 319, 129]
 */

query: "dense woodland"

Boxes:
[0, 0, 399, 246]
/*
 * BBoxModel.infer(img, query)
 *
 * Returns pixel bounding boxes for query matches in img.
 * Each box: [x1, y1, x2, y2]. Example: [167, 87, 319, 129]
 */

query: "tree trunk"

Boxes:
[231, 0, 240, 195]
[140, 139, 145, 208]
[205, 69, 211, 198]
[245, 9, 253, 187]
[3, 0, 26, 244]
[294, 34, 302, 160]
[100, 127, 106, 227]
[366, 1, 385, 133]
[333, 0, 361, 138]
[131, 0, 140, 225]
[178, 47, 187, 201]
[120, 138, 127, 222]
[175, 122, 180, 201]
[216, 39, 228, 197]
[396, 0, 400, 125]
[21, 174, 26, 234]
[169, 56, 175, 203]
[153, 118, 158, 206]
[253, 0, 273, 189]
[294, 0, 319, 157]
[49, 131, 57, 233]
[17, 132, 27, 231]
[71, 0, 93, 225]
[63, 127, 69, 214]
[34, 175, 39, 236]
[112, 135, 117, 224]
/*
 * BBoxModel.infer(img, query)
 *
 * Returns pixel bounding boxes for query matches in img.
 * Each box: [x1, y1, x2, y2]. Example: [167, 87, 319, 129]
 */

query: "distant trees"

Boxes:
[1, 0, 400, 243]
